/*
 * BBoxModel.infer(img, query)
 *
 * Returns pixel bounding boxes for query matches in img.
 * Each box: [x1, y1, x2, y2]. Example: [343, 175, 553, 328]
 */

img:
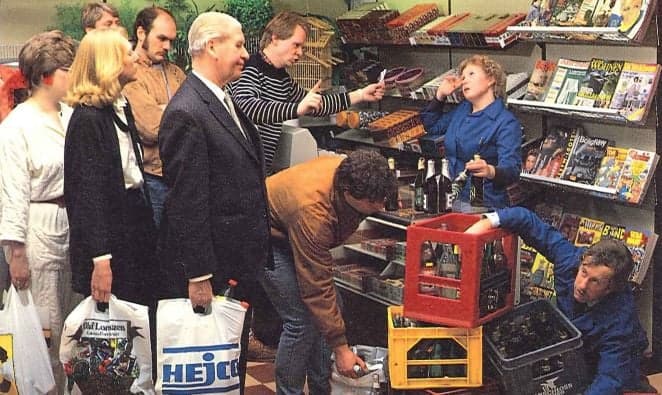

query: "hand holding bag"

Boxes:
[155, 297, 247, 395]
[59, 295, 154, 395]
[0, 285, 55, 395]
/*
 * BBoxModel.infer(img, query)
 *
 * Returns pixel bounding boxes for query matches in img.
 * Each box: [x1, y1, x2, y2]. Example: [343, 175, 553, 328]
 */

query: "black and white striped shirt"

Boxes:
[229, 53, 350, 173]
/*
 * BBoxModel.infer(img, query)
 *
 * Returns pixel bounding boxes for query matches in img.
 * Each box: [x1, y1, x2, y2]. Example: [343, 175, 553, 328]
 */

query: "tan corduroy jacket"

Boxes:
[123, 55, 185, 176]
[267, 156, 364, 349]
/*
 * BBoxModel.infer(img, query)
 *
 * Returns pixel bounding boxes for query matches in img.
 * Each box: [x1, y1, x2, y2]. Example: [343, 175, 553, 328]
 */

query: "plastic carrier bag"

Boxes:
[0, 285, 55, 394]
[59, 296, 154, 395]
[331, 345, 389, 395]
[155, 297, 247, 395]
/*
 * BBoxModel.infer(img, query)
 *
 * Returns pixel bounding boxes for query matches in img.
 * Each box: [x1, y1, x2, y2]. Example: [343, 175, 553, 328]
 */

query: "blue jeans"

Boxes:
[258, 245, 332, 395]
[144, 174, 167, 228]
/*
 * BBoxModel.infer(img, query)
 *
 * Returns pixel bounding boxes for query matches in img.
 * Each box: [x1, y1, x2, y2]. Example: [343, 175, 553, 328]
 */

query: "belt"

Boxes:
[31, 196, 66, 208]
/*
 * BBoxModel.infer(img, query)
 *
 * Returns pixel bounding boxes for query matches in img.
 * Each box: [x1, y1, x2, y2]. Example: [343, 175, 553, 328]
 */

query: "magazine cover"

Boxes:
[532, 127, 573, 178]
[544, 59, 590, 105]
[615, 148, 657, 203]
[560, 134, 610, 184]
[534, 201, 564, 227]
[625, 228, 658, 284]
[0, 335, 17, 395]
[572, 0, 599, 25]
[591, 0, 617, 26]
[573, 58, 624, 108]
[558, 212, 581, 242]
[551, 0, 583, 25]
[609, 62, 660, 122]
[601, 222, 626, 241]
[524, 60, 557, 101]
[526, 253, 556, 301]
[574, 216, 605, 247]
[593, 146, 629, 189]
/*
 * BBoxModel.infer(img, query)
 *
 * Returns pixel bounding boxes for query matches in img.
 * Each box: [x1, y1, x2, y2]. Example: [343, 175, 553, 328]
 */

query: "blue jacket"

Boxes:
[420, 98, 522, 208]
[497, 207, 648, 395]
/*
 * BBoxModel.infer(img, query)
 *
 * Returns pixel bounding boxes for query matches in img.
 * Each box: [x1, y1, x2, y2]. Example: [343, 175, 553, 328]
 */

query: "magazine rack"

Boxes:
[507, 97, 660, 127]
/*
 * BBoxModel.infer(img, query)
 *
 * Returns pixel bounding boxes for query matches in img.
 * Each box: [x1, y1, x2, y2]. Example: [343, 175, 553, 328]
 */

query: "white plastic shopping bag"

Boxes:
[331, 345, 389, 395]
[0, 285, 55, 395]
[59, 295, 154, 395]
[155, 297, 247, 395]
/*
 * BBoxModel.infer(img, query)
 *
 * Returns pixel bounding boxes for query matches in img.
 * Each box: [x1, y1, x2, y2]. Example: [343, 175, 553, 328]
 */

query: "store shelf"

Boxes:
[344, 243, 390, 261]
[507, 98, 658, 128]
[335, 279, 398, 306]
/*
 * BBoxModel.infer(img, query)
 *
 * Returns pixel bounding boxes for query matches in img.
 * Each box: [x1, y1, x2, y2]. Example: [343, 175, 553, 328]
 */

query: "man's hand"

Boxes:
[334, 344, 366, 378]
[349, 81, 386, 105]
[7, 242, 29, 290]
[465, 217, 494, 234]
[189, 279, 213, 308]
[435, 74, 462, 101]
[91, 259, 113, 302]
[296, 79, 323, 116]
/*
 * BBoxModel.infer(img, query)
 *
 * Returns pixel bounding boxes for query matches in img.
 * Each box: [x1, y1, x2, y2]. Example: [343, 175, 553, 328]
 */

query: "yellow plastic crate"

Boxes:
[387, 306, 483, 389]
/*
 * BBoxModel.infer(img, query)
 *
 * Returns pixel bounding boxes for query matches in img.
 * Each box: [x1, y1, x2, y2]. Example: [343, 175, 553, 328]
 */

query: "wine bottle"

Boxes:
[385, 157, 399, 211]
[413, 157, 425, 212]
[439, 158, 453, 212]
[470, 154, 484, 207]
[423, 159, 438, 214]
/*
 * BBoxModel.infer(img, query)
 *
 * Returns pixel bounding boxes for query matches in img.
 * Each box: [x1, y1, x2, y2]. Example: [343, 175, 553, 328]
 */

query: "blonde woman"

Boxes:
[64, 29, 156, 307]
[0, 30, 77, 394]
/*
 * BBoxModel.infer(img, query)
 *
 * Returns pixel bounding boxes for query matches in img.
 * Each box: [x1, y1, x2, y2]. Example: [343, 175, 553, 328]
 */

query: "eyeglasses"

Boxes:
[59, 67, 71, 72]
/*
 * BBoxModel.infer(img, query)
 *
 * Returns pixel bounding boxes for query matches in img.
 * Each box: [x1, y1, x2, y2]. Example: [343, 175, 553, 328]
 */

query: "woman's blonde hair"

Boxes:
[65, 29, 129, 107]
[458, 54, 507, 99]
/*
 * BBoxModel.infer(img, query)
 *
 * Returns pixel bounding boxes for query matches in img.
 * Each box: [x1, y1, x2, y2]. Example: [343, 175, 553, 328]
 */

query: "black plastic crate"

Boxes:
[484, 299, 588, 395]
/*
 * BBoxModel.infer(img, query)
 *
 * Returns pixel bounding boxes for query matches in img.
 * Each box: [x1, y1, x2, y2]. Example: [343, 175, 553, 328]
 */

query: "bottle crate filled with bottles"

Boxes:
[483, 299, 587, 395]
[387, 306, 483, 390]
[403, 213, 517, 328]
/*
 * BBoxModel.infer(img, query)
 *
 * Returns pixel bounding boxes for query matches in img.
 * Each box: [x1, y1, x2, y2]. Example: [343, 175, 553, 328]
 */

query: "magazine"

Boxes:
[524, 60, 557, 101]
[544, 58, 590, 105]
[574, 58, 624, 108]
[615, 148, 657, 204]
[560, 134, 610, 184]
[609, 61, 660, 122]
[532, 126, 574, 178]
[558, 212, 581, 242]
[625, 228, 659, 284]
[551, 0, 583, 25]
[593, 146, 629, 190]
[574, 216, 605, 246]
[572, 0, 599, 26]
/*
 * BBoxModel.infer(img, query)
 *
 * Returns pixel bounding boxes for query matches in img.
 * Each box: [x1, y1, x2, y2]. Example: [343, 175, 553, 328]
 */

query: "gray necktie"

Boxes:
[223, 92, 248, 140]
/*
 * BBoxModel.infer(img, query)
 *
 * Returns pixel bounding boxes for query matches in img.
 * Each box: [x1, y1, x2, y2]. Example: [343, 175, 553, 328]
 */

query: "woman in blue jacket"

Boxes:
[420, 55, 522, 209]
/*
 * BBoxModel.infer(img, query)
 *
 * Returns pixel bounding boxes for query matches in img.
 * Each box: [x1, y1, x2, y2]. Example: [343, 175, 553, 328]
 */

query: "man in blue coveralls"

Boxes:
[466, 206, 649, 395]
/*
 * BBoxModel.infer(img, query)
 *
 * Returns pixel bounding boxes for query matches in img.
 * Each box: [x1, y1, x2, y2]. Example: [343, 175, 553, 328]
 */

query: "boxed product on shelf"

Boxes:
[333, 263, 380, 291]
[368, 109, 427, 148]
[395, 67, 426, 97]
[367, 261, 405, 303]
[387, 306, 483, 390]
[403, 213, 517, 328]
[360, 238, 398, 259]
[385, 3, 440, 44]
[483, 299, 588, 395]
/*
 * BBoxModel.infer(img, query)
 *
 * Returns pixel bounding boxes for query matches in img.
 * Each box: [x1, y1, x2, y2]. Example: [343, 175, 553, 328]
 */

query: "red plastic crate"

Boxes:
[403, 213, 517, 328]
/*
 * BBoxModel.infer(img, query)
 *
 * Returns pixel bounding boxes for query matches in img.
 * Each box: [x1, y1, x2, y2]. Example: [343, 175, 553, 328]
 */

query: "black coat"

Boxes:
[64, 103, 156, 303]
[157, 73, 270, 300]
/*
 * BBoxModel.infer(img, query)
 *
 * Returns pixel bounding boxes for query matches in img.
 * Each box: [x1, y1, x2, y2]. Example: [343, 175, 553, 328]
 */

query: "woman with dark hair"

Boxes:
[63, 28, 156, 307]
[0, 30, 77, 393]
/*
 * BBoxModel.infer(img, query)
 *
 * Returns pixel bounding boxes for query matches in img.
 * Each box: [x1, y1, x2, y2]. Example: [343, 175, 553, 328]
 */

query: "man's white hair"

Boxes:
[188, 12, 242, 57]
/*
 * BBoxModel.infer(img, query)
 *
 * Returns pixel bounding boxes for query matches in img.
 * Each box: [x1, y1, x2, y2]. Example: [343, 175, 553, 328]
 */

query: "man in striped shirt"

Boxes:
[230, 11, 386, 174]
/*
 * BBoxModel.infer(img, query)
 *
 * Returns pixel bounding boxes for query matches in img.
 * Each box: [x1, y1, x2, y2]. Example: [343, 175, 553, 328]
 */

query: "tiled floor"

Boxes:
[245, 361, 276, 395]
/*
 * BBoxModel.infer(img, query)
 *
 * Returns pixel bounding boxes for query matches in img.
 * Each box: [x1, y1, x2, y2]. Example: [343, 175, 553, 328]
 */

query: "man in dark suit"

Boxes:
[158, 12, 270, 393]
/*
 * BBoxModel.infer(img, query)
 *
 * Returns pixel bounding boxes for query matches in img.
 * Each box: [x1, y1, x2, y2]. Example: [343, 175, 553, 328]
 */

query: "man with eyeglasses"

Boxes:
[466, 207, 650, 395]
